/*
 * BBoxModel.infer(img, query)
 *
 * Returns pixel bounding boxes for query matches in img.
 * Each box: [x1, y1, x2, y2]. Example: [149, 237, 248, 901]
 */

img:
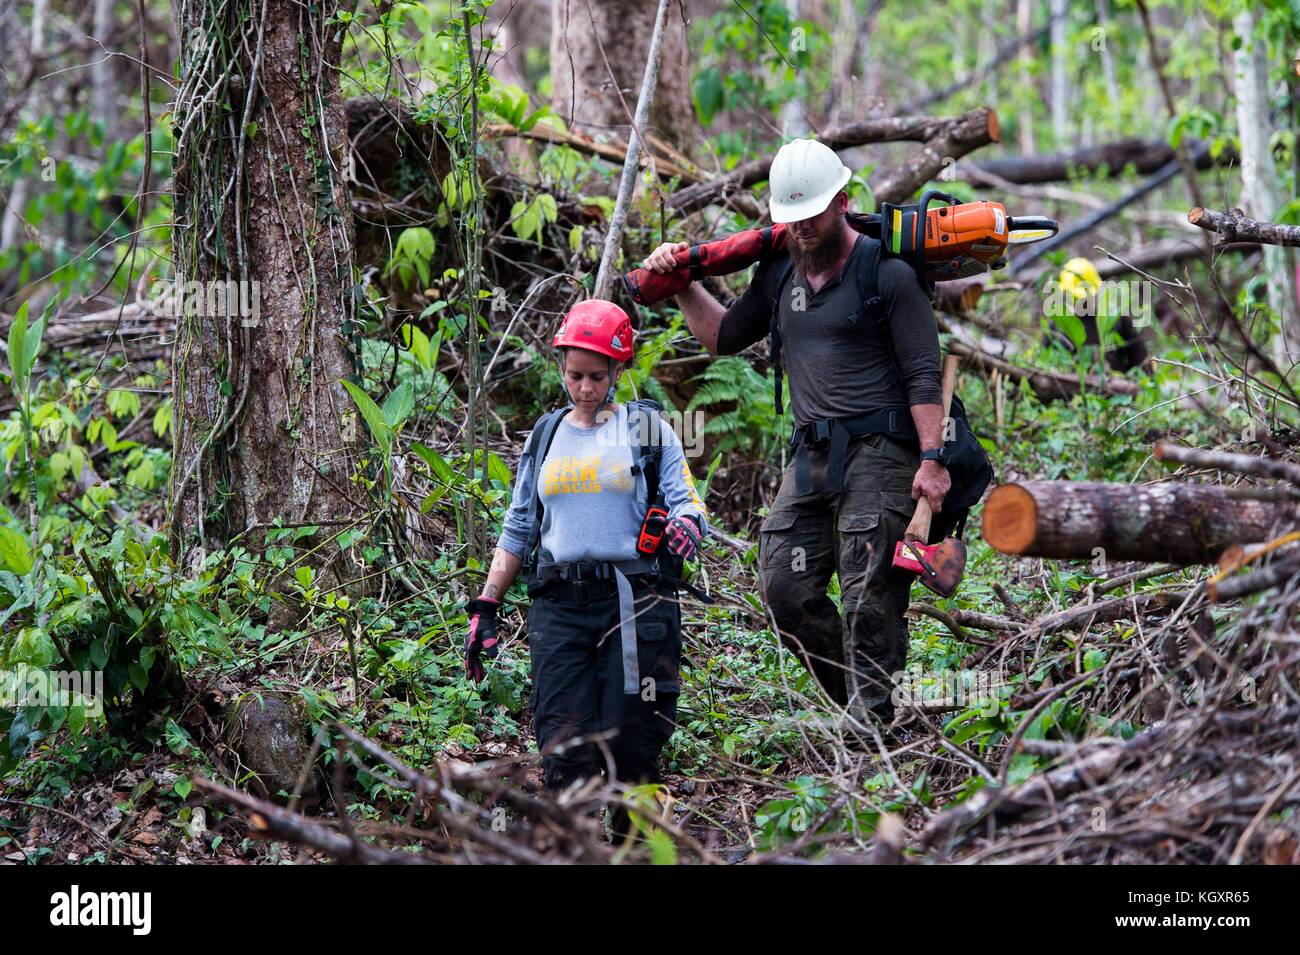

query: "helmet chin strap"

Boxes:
[604, 357, 617, 405]
[555, 353, 619, 410]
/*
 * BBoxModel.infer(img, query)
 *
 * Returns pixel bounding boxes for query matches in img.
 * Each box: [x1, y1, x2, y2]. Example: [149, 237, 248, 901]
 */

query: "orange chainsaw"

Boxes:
[623, 189, 1058, 305]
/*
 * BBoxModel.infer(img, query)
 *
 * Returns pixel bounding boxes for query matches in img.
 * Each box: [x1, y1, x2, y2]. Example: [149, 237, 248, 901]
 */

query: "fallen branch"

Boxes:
[192, 775, 434, 864]
[1009, 150, 1201, 275]
[1028, 587, 1193, 637]
[1208, 553, 1300, 602]
[667, 108, 999, 216]
[947, 340, 1139, 401]
[1188, 206, 1300, 248]
[481, 122, 701, 185]
[965, 137, 1228, 186]
[870, 107, 1001, 206]
[1155, 441, 1300, 487]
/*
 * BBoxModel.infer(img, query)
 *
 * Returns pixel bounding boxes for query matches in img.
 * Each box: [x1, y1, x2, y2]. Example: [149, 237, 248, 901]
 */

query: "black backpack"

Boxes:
[768, 237, 993, 544]
[517, 398, 675, 573]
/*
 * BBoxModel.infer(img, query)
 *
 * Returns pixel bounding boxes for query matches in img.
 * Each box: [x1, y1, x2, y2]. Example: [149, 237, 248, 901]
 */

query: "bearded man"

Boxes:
[642, 139, 949, 726]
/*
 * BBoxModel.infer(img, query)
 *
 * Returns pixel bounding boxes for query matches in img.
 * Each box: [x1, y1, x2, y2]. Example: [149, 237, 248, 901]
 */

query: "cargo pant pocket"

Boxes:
[636, 621, 681, 696]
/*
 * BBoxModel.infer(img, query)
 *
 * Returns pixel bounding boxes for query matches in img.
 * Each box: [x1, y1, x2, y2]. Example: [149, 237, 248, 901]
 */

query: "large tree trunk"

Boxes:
[778, 0, 810, 138]
[92, 0, 117, 139]
[549, 0, 698, 155]
[982, 481, 1298, 565]
[1049, 0, 1069, 148]
[170, 0, 361, 585]
[1232, 7, 1300, 367]
[1016, 0, 1034, 155]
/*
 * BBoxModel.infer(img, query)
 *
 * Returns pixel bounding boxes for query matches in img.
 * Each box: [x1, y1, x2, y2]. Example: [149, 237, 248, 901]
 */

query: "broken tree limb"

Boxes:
[963, 137, 1229, 186]
[932, 277, 985, 316]
[1155, 441, 1300, 486]
[1009, 148, 1202, 275]
[481, 122, 702, 185]
[947, 340, 1140, 401]
[1188, 206, 1300, 248]
[192, 775, 434, 864]
[921, 708, 1291, 850]
[593, 0, 671, 301]
[870, 107, 1000, 206]
[1010, 238, 1260, 286]
[1028, 587, 1193, 636]
[982, 480, 1299, 564]
[1209, 553, 1300, 602]
[666, 108, 999, 216]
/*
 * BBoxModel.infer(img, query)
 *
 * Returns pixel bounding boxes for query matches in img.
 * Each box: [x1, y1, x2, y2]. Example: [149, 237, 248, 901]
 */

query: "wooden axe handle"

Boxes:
[904, 354, 959, 542]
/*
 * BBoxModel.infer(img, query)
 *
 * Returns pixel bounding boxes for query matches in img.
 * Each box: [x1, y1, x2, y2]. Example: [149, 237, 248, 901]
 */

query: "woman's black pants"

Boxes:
[527, 575, 682, 794]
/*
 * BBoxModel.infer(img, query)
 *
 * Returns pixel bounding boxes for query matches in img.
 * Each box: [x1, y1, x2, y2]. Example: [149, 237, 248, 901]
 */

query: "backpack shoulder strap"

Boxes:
[852, 236, 886, 337]
[769, 259, 795, 417]
[625, 398, 665, 506]
[521, 406, 569, 567]
[854, 238, 937, 340]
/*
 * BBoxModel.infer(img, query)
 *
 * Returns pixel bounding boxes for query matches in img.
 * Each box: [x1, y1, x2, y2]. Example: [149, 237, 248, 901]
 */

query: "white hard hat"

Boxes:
[767, 138, 852, 223]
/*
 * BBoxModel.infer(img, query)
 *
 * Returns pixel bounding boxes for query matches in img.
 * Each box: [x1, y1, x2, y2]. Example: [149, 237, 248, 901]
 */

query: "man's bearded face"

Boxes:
[787, 196, 847, 276]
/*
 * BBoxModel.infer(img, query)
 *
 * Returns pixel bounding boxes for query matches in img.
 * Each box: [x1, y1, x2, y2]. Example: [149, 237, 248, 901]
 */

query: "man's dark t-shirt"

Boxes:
[715, 232, 942, 428]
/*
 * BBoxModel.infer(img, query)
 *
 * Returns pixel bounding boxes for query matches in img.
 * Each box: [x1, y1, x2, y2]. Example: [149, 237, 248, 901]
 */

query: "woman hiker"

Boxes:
[462, 299, 709, 831]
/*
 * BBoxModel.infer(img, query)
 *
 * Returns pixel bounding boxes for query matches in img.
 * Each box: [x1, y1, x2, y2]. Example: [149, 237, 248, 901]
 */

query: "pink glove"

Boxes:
[663, 515, 702, 561]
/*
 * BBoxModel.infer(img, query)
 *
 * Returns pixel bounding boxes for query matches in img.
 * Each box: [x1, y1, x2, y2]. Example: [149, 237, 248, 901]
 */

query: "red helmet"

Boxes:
[552, 299, 634, 362]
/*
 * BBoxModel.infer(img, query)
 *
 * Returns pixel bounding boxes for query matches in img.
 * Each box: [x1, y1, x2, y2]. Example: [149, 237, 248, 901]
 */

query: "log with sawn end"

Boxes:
[982, 480, 1299, 565]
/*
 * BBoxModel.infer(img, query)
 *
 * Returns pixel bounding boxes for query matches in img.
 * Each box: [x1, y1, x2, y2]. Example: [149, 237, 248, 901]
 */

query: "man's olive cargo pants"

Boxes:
[758, 432, 919, 720]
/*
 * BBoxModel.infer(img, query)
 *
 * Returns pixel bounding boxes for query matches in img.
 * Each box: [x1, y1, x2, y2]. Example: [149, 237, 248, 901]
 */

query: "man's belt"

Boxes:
[790, 407, 918, 496]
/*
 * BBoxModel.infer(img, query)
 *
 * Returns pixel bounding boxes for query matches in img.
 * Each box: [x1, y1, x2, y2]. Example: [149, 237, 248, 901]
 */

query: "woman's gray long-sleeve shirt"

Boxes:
[497, 403, 709, 565]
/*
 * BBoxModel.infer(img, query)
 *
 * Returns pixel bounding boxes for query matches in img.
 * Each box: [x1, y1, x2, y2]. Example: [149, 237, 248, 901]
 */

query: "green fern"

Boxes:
[687, 357, 784, 458]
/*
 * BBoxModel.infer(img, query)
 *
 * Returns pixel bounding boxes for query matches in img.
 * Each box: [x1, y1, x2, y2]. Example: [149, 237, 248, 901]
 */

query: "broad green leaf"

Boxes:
[153, 399, 173, 437]
[128, 662, 149, 693]
[647, 827, 678, 865]
[342, 379, 391, 452]
[381, 381, 415, 428]
[411, 442, 454, 483]
[402, 324, 432, 369]
[0, 526, 32, 575]
[106, 388, 141, 420]
[486, 451, 512, 488]
[6, 300, 28, 387]
[22, 310, 45, 381]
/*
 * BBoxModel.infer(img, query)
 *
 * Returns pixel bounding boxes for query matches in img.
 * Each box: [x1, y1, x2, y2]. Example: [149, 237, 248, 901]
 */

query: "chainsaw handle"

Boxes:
[904, 353, 960, 542]
[914, 191, 957, 262]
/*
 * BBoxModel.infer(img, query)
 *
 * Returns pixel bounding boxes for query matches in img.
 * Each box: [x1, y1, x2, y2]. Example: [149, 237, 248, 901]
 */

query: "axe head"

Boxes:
[892, 537, 967, 597]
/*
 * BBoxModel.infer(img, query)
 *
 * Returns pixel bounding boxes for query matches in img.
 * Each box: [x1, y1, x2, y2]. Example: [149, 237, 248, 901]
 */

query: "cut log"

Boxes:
[932, 278, 985, 316]
[982, 480, 1299, 564]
